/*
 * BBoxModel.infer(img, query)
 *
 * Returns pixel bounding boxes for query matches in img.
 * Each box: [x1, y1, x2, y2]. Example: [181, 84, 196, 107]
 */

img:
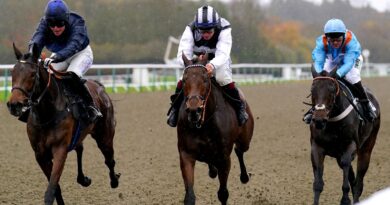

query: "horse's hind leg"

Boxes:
[216, 157, 231, 205]
[75, 144, 92, 187]
[234, 134, 251, 184]
[92, 132, 120, 188]
[234, 147, 249, 184]
[353, 131, 378, 203]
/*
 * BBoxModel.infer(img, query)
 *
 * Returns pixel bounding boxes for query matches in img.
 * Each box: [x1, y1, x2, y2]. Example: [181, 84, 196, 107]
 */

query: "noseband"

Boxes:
[184, 64, 212, 128]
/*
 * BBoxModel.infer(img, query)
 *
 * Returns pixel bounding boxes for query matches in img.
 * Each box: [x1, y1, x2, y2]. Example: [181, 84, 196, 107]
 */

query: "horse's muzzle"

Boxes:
[7, 100, 28, 117]
[186, 107, 203, 128]
[312, 117, 328, 130]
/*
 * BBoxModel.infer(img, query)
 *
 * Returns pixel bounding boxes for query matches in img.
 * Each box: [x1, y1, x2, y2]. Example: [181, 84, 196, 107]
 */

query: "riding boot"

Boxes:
[302, 107, 314, 124]
[69, 72, 103, 123]
[223, 83, 248, 126]
[167, 80, 184, 127]
[353, 81, 377, 122]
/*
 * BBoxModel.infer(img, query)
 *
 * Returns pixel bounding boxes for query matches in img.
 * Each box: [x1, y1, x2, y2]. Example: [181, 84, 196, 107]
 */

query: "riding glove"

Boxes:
[43, 54, 60, 68]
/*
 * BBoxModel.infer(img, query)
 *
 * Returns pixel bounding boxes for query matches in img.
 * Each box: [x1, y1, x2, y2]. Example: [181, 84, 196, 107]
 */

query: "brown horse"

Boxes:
[7, 44, 120, 205]
[176, 54, 254, 205]
[309, 67, 380, 205]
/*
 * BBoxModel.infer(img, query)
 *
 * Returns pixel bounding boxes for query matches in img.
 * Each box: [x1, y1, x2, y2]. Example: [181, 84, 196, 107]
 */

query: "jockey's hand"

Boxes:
[43, 55, 59, 68]
[205, 63, 214, 76]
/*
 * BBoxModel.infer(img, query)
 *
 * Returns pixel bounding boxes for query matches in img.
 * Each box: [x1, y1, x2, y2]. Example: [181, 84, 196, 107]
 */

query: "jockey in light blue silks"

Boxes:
[303, 18, 377, 124]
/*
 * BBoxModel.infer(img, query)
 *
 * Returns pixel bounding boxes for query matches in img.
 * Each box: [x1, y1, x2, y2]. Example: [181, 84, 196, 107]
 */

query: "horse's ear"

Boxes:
[29, 43, 40, 62]
[182, 51, 192, 67]
[13, 42, 23, 60]
[311, 64, 319, 78]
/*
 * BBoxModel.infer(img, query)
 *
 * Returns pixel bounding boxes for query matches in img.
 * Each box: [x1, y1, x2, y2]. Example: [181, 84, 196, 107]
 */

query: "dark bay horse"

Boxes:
[7, 44, 120, 205]
[309, 67, 380, 205]
[177, 54, 254, 205]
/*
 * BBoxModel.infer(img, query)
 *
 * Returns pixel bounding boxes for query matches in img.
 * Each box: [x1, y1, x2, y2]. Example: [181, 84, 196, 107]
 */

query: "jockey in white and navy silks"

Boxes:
[303, 18, 376, 124]
[167, 5, 248, 127]
[28, 0, 101, 123]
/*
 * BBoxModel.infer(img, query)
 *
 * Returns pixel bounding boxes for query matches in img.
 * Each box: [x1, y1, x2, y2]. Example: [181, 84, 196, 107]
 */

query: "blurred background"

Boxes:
[1, 0, 390, 64]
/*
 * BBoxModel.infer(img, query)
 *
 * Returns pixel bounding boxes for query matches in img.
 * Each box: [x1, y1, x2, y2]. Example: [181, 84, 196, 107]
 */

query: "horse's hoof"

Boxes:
[209, 169, 217, 179]
[77, 176, 92, 187]
[240, 173, 249, 184]
[110, 173, 121, 188]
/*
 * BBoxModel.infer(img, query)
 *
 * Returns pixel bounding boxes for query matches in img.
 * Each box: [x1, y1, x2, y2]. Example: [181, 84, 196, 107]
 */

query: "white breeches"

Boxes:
[323, 55, 363, 84]
[51, 45, 93, 77]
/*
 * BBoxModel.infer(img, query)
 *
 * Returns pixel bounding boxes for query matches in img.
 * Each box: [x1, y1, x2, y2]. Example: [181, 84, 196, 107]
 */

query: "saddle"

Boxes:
[59, 73, 90, 122]
[335, 79, 364, 121]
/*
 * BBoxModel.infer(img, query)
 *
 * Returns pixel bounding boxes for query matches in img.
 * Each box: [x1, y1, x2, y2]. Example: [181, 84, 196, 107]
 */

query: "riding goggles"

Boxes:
[47, 20, 66, 28]
[198, 28, 215, 34]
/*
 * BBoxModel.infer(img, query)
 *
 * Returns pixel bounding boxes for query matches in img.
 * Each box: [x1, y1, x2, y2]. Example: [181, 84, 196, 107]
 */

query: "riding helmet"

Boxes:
[324, 18, 346, 38]
[194, 5, 220, 30]
[44, 0, 70, 22]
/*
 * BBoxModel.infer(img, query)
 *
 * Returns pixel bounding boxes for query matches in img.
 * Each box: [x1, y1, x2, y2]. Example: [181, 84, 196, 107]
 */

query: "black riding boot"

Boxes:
[353, 81, 377, 122]
[223, 83, 248, 126]
[68, 72, 102, 123]
[167, 81, 184, 127]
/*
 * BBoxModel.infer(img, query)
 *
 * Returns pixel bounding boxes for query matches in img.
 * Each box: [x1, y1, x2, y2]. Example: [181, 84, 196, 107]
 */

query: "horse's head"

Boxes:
[182, 53, 211, 128]
[7, 43, 41, 117]
[310, 65, 340, 129]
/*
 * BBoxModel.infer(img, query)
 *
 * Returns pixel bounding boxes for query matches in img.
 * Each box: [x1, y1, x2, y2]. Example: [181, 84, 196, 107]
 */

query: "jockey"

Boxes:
[167, 5, 248, 127]
[303, 18, 377, 124]
[28, 0, 102, 123]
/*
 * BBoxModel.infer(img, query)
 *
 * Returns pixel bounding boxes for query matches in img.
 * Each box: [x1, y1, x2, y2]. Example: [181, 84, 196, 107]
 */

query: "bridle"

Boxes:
[11, 60, 53, 107]
[312, 76, 340, 118]
[184, 64, 212, 128]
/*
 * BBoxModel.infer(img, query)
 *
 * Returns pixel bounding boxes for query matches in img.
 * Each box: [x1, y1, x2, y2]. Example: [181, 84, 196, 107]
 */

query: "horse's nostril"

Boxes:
[197, 107, 202, 113]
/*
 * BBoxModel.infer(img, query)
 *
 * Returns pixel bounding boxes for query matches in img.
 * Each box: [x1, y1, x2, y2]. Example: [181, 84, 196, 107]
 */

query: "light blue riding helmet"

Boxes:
[324, 18, 346, 38]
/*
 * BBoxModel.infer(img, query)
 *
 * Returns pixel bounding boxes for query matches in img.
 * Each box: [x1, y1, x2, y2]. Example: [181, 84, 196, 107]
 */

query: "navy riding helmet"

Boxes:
[45, 0, 70, 22]
[194, 5, 220, 30]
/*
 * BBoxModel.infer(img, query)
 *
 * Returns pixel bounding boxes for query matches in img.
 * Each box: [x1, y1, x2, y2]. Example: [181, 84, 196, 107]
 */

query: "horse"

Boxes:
[7, 44, 120, 205]
[176, 54, 254, 205]
[308, 66, 380, 205]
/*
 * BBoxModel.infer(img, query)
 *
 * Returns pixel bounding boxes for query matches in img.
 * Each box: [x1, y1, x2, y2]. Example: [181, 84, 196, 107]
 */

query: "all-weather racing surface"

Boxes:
[1, 77, 389, 205]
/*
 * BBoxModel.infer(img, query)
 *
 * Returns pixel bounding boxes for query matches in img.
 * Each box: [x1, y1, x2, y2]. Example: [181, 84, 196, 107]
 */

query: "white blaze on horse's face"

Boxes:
[315, 104, 326, 111]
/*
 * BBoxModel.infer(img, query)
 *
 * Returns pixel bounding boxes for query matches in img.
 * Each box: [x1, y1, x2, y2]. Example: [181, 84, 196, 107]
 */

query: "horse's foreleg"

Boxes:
[311, 142, 325, 205]
[44, 146, 67, 205]
[36, 153, 65, 205]
[75, 144, 92, 187]
[234, 147, 249, 184]
[180, 151, 196, 205]
[338, 142, 356, 205]
[216, 157, 231, 205]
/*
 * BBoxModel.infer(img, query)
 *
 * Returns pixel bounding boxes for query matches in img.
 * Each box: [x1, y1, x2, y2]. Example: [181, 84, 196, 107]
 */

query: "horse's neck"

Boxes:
[207, 82, 223, 111]
[34, 69, 66, 113]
